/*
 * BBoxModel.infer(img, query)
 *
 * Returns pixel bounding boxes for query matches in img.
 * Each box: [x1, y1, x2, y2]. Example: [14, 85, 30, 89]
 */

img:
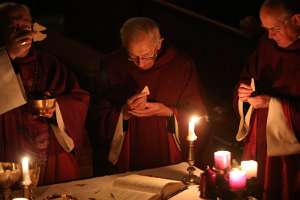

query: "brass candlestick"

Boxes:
[183, 140, 199, 185]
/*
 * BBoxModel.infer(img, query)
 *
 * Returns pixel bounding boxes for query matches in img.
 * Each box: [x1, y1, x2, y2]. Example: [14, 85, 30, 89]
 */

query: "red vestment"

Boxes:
[0, 47, 90, 185]
[92, 44, 207, 173]
[235, 35, 300, 199]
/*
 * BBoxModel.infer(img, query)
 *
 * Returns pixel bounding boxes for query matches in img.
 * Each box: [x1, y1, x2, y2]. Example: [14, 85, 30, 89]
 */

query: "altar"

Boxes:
[32, 162, 203, 200]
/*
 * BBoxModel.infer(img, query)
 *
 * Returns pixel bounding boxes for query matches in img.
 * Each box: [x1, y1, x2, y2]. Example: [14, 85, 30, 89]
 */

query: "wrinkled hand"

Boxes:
[39, 107, 56, 118]
[129, 102, 173, 117]
[238, 83, 254, 102]
[127, 93, 148, 110]
[123, 93, 148, 120]
[6, 30, 34, 60]
[247, 95, 270, 109]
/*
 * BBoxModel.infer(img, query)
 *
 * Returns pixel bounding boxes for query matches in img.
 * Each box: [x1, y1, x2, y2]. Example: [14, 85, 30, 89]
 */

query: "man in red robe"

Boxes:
[0, 3, 89, 185]
[90, 17, 207, 174]
[235, 0, 300, 199]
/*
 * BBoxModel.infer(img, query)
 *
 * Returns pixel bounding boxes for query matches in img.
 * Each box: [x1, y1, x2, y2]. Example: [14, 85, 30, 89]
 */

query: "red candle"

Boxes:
[229, 168, 246, 191]
[214, 150, 231, 170]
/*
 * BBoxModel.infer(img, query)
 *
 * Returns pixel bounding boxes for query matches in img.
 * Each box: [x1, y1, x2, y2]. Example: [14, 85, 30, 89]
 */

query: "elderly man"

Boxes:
[235, 0, 300, 198]
[0, 2, 89, 184]
[91, 17, 207, 174]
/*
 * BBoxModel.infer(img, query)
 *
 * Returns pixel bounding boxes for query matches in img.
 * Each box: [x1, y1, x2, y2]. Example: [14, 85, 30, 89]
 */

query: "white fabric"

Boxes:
[108, 111, 181, 165]
[0, 48, 27, 114]
[236, 78, 255, 141]
[266, 98, 300, 156]
[50, 102, 74, 152]
[108, 111, 124, 165]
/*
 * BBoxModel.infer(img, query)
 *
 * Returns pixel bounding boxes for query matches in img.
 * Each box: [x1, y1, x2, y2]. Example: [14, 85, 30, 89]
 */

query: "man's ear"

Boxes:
[157, 38, 164, 50]
[291, 14, 300, 26]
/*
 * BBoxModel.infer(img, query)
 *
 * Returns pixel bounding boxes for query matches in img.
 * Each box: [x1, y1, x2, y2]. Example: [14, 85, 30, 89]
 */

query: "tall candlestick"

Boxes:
[241, 160, 258, 179]
[214, 150, 231, 170]
[229, 168, 246, 191]
[21, 157, 32, 186]
[187, 116, 200, 141]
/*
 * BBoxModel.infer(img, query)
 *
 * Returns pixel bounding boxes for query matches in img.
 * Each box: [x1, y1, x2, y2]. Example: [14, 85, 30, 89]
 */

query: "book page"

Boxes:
[111, 187, 159, 200]
[0, 48, 27, 114]
[113, 175, 186, 200]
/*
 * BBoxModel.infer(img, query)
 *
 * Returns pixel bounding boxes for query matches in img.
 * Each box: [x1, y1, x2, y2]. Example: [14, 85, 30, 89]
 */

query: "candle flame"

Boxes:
[190, 116, 201, 124]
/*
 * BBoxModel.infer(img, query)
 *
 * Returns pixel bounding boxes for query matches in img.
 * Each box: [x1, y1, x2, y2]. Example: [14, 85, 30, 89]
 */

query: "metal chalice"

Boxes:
[0, 162, 22, 200]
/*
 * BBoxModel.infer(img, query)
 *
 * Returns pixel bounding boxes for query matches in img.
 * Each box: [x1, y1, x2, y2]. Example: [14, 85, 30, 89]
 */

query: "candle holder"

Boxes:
[0, 162, 22, 200]
[22, 161, 40, 200]
[182, 140, 199, 185]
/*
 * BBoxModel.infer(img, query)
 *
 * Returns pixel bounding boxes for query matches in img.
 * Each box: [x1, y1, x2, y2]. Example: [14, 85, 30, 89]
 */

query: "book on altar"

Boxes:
[110, 174, 187, 200]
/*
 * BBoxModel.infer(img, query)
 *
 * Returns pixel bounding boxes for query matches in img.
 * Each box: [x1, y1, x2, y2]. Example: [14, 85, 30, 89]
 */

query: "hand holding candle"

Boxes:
[21, 157, 32, 186]
[187, 116, 200, 141]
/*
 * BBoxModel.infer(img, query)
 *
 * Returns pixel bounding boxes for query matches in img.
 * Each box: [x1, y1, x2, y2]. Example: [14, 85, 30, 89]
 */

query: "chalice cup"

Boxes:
[0, 162, 22, 200]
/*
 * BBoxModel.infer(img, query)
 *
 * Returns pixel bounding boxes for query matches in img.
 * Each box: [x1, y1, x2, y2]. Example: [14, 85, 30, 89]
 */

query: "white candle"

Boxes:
[187, 116, 200, 141]
[12, 198, 29, 200]
[229, 168, 247, 191]
[214, 150, 231, 170]
[241, 160, 258, 179]
[21, 157, 32, 186]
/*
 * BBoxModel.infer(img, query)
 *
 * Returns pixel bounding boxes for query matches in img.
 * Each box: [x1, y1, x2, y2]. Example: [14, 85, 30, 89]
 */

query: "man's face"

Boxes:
[7, 7, 33, 44]
[260, 6, 299, 48]
[127, 35, 161, 70]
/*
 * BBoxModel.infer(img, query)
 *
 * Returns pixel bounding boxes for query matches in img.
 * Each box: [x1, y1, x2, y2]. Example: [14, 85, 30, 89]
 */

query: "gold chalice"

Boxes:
[0, 162, 22, 200]
[31, 97, 56, 117]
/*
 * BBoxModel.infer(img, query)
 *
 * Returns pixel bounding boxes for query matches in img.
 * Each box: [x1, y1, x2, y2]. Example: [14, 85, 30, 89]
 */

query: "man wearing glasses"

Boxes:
[235, 0, 300, 198]
[91, 17, 207, 174]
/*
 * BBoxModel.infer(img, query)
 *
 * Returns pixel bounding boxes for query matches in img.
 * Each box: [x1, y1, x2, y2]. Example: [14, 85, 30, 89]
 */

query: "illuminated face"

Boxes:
[127, 34, 162, 70]
[6, 7, 33, 46]
[260, 6, 299, 48]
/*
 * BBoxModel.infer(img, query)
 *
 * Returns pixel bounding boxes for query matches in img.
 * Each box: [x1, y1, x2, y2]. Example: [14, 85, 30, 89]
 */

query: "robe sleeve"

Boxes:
[41, 54, 90, 151]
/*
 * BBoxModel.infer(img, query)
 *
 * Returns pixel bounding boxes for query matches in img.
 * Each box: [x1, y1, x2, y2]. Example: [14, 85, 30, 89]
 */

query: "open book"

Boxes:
[111, 174, 187, 200]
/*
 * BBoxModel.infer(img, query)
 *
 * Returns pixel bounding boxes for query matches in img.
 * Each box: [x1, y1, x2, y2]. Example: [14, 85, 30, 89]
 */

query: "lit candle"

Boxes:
[241, 160, 258, 179]
[21, 157, 32, 186]
[229, 168, 247, 191]
[187, 116, 200, 141]
[214, 150, 231, 170]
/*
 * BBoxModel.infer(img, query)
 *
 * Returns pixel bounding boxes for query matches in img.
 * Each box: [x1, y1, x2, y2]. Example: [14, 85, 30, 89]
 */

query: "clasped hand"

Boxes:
[238, 83, 270, 109]
[123, 93, 172, 119]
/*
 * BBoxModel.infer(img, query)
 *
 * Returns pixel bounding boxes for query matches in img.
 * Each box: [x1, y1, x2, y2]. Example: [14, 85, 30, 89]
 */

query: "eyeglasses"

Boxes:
[127, 46, 158, 63]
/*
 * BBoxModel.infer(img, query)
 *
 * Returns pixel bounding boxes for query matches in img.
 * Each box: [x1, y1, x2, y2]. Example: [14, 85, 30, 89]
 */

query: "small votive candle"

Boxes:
[241, 160, 258, 179]
[21, 157, 32, 186]
[214, 150, 231, 170]
[229, 168, 247, 191]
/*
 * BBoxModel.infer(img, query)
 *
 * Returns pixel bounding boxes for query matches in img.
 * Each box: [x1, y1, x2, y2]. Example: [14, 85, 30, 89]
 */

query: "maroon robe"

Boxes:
[0, 46, 90, 185]
[94, 44, 207, 173]
[235, 35, 300, 199]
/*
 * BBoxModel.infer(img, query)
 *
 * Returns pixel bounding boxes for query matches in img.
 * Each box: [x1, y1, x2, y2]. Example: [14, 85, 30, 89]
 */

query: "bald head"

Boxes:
[120, 17, 161, 48]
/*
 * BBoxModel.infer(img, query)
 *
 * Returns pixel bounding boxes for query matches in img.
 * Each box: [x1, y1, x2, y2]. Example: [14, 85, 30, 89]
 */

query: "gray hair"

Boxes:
[0, 2, 31, 44]
[0, 2, 31, 16]
[120, 17, 161, 47]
